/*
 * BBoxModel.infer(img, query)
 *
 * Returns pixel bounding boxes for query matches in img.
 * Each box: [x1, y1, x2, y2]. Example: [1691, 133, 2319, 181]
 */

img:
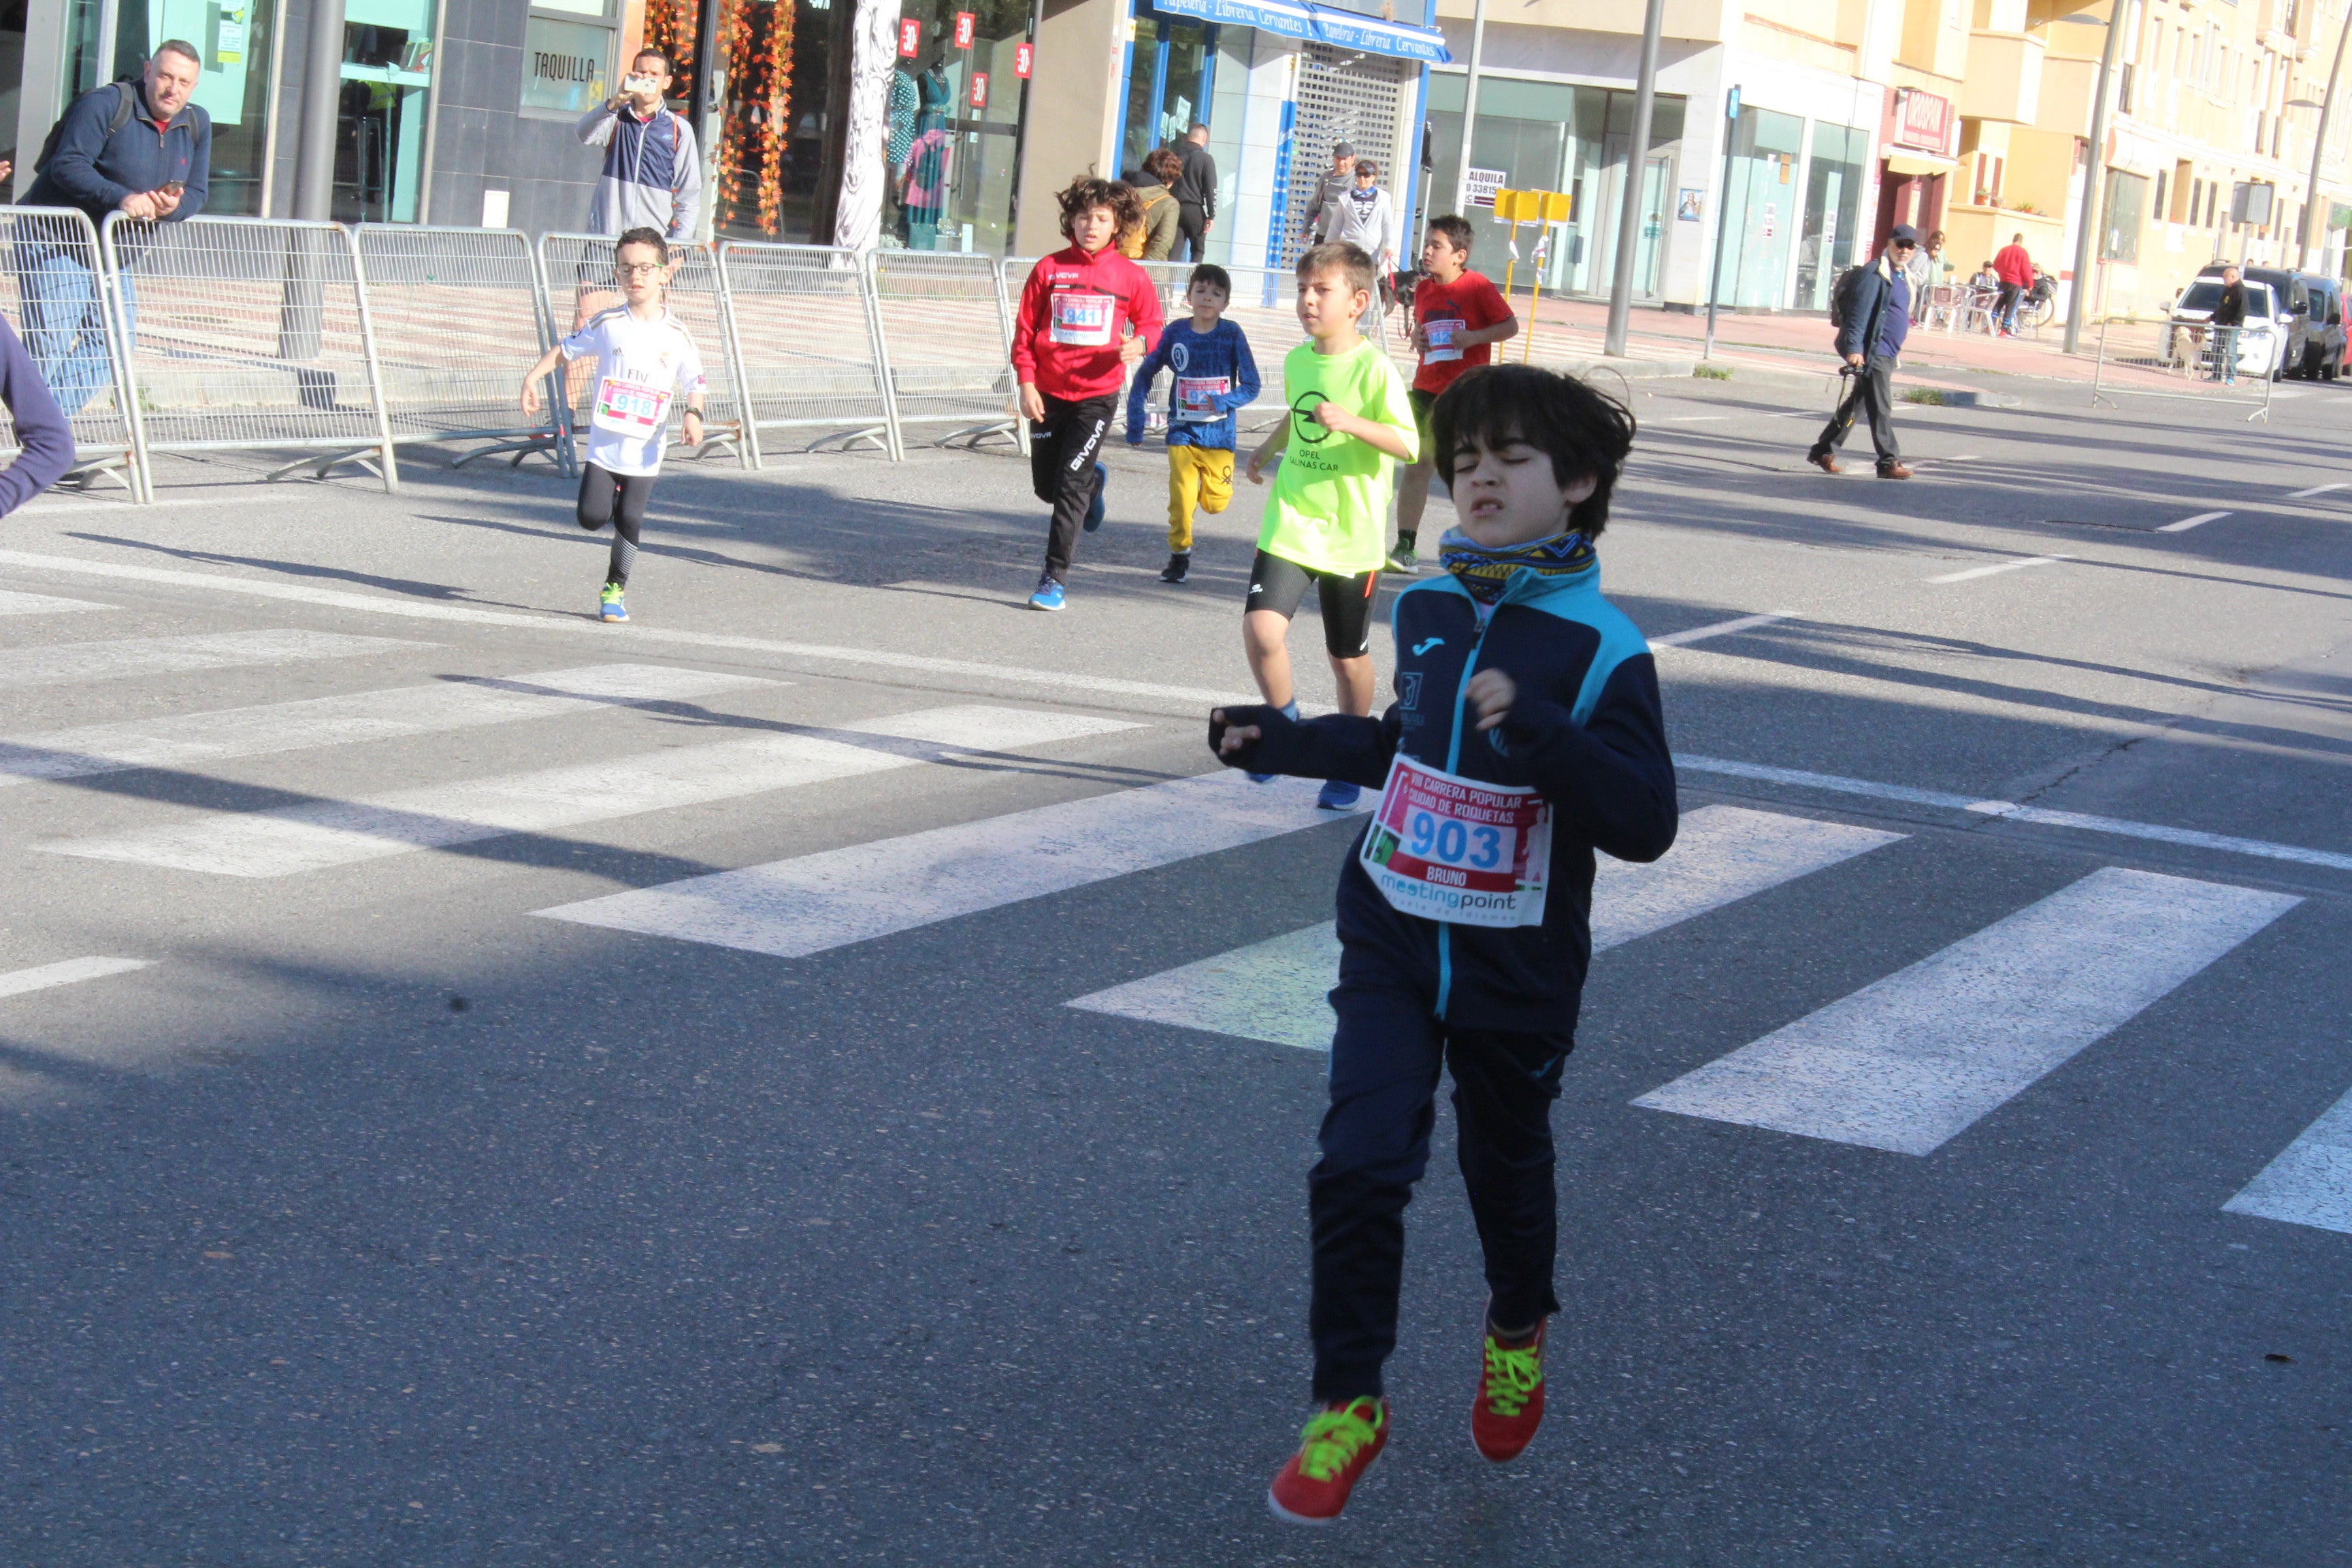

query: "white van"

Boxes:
[2165, 277, 2287, 380]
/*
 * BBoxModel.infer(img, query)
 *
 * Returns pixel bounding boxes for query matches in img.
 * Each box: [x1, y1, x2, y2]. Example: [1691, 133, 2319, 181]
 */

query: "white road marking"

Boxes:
[1065, 805, 1906, 1050]
[0, 956, 152, 999]
[2225, 1089, 2352, 1234]
[42, 706, 1137, 878]
[0, 664, 778, 787]
[0, 630, 419, 691]
[1650, 610, 1801, 651]
[0, 550, 1253, 708]
[2159, 510, 2231, 532]
[2286, 482, 2347, 500]
[1677, 753, 2352, 874]
[1926, 555, 2071, 584]
[1656, 414, 1729, 423]
[0, 590, 114, 615]
[536, 770, 1367, 957]
[1634, 867, 2300, 1154]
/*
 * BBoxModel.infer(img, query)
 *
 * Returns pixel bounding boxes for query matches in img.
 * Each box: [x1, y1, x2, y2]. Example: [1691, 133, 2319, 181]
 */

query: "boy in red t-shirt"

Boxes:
[1010, 176, 1166, 611]
[1390, 215, 1518, 572]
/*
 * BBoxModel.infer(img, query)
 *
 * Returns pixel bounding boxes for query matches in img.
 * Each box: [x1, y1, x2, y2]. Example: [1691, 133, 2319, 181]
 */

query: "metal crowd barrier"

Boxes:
[715, 241, 899, 459]
[537, 232, 759, 470]
[872, 252, 1024, 453]
[6, 207, 150, 500]
[355, 224, 561, 470]
[102, 214, 399, 491]
[2091, 316, 2275, 422]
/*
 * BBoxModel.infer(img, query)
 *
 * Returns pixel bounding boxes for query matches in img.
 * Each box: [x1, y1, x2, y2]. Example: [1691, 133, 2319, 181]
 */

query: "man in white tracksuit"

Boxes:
[574, 46, 703, 240]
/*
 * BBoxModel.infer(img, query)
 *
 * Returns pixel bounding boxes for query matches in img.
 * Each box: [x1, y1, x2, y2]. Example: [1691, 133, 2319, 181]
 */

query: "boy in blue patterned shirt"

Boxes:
[1126, 263, 1262, 583]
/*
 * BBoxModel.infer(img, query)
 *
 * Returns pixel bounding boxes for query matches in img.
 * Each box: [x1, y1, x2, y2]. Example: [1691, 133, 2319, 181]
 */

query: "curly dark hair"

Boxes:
[1431, 365, 1637, 538]
[1057, 176, 1143, 242]
[1143, 148, 1184, 184]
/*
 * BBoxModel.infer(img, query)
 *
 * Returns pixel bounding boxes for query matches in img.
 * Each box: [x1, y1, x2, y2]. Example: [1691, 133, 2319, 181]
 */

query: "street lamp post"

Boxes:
[2293, 9, 2352, 272]
[2059, 6, 2124, 357]
[1450, 0, 1488, 233]
[1603, 0, 1667, 358]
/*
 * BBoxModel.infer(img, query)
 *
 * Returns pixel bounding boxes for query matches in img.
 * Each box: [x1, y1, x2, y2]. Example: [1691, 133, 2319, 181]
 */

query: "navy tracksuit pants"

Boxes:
[1310, 980, 1572, 1403]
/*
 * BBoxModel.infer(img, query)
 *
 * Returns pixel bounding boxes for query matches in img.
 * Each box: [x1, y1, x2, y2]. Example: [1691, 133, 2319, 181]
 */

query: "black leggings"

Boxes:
[578, 463, 653, 587]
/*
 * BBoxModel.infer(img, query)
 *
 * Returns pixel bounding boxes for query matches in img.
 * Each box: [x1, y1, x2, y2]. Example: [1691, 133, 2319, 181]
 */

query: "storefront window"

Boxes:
[1715, 105, 1801, 309]
[1120, 5, 1213, 177]
[338, 0, 435, 223]
[885, 0, 1029, 253]
[1424, 75, 1682, 297]
[1795, 122, 1865, 311]
[2102, 168, 2146, 263]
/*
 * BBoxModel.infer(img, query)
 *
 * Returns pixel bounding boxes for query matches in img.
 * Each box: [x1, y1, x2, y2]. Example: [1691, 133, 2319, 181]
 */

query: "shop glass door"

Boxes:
[1120, 7, 1212, 176]
[336, 0, 432, 223]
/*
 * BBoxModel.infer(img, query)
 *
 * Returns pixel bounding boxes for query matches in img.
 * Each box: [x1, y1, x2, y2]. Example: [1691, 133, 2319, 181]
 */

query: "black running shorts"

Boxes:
[1245, 549, 1379, 659]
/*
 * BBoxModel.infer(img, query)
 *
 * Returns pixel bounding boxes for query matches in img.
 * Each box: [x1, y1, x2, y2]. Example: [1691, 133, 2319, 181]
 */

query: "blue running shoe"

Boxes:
[1317, 780, 1361, 811]
[1083, 463, 1107, 532]
[1248, 700, 1300, 783]
[1028, 573, 1066, 612]
[600, 583, 628, 622]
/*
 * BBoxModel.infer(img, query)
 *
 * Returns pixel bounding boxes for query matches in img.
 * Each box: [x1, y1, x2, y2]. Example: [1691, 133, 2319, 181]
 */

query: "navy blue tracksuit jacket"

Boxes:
[1215, 557, 1678, 1031]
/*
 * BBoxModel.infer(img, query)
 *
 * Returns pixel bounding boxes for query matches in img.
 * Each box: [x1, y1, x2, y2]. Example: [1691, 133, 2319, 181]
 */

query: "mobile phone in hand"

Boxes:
[162, 180, 184, 195]
[621, 74, 657, 95]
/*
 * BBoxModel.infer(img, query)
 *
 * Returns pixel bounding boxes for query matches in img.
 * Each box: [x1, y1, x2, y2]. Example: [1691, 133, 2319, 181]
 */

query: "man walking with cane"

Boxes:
[1807, 224, 1916, 480]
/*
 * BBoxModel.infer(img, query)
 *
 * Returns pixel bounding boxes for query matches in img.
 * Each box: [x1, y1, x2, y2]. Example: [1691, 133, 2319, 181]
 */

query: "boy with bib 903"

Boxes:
[521, 225, 706, 623]
[1241, 241, 1418, 812]
[1124, 261, 1262, 584]
[1011, 176, 1164, 612]
[1210, 364, 1678, 1526]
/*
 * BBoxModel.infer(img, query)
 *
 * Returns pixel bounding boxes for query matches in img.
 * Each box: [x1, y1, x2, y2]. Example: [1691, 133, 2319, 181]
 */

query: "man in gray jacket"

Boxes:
[1301, 140, 1354, 237]
[574, 48, 702, 240]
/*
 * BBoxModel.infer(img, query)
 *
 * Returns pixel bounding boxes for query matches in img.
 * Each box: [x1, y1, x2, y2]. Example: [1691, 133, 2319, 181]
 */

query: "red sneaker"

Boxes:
[1267, 1396, 1388, 1525]
[1470, 1318, 1546, 1463]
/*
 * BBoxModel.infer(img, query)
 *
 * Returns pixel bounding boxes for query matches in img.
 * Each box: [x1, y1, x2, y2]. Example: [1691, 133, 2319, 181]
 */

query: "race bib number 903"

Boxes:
[1359, 754, 1550, 928]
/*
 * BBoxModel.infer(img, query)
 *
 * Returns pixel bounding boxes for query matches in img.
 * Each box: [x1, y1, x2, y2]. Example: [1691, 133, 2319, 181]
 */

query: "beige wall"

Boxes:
[1012, 0, 1128, 257]
[1428, 0, 1735, 40]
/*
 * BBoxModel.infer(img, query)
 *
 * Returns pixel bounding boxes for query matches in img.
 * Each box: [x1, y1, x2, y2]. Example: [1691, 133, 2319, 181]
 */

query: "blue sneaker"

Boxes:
[1317, 780, 1361, 811]
[599, 583, 628, 622]
[1083, 463, 1107, 532]
[1028, 573, 1066, 612]
[1248, 700, 1300, 783]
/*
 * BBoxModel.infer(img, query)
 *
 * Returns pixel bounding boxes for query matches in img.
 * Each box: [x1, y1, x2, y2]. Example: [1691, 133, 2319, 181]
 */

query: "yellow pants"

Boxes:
[1166, 444, 1235, 552]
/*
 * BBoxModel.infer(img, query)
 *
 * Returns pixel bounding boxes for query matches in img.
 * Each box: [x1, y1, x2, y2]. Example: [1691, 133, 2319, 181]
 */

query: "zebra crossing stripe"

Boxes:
[0, 956, 151, 999]
[0, 664, 779, 787]
[1065, 806, 1904, 1051]
[40, 706, 1137, 879]
[1633, 867, 2301, 1156]
[0, 589, 113, 615]
[0, 631, 421, 691]
[534, 770, 1366, 957]
[2223, 1092, 2352, 1235]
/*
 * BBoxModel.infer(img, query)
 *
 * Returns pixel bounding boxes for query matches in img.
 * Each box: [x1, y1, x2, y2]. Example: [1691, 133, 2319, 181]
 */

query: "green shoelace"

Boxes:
[1481, 1335, 1544, 1417]
[1295, 1397, 1385, 1481]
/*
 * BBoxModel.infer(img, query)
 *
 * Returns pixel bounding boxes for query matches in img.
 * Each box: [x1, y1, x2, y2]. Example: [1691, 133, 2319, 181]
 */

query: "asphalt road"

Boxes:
[0, 362, 2347, 1566]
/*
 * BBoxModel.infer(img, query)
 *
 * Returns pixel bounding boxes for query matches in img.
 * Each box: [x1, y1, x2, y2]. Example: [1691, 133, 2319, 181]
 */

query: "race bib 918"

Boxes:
[592, 376, 671, 436]
[1358, 753, 1550, 928]
[1050, 291, 1116, 345]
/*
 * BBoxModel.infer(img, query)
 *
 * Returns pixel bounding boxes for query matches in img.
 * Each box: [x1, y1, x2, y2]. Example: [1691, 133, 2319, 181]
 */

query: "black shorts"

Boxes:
[1408, 387, 1437, 458]
[1245, 549, 1378, 658]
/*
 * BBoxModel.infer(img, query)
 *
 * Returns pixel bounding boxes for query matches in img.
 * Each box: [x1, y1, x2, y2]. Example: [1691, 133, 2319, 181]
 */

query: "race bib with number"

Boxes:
[1174, 375, 1231, 421]
[1050, 291, 1117, 345]
[1422, 317, 1467, 364]
[1358, 753, 1551, 928]
[592, 376, 672, 437]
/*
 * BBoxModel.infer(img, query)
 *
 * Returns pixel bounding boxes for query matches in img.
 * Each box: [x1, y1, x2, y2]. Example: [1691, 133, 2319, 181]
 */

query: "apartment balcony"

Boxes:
[1961, 31, 2045, 124]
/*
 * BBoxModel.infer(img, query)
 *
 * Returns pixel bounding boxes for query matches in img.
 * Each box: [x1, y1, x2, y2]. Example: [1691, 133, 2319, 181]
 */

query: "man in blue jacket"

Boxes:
[1808, 223, 1916, 480]
[19, 42, 210, 418]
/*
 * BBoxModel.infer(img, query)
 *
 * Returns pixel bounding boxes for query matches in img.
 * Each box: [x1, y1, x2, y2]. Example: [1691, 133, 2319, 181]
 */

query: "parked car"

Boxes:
[2166, 276, 2288, 380]
[2291, 274, 2345, 380]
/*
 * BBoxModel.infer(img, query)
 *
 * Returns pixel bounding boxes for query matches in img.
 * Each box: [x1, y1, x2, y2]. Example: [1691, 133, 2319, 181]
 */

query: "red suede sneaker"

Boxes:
[1470, 1318, 1546, 1463]
[1267, 1396, 1388, 1525]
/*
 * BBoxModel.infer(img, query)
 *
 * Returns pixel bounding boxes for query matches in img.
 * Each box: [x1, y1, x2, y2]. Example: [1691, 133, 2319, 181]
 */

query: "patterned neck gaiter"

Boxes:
[1437, 527, 1596, 604]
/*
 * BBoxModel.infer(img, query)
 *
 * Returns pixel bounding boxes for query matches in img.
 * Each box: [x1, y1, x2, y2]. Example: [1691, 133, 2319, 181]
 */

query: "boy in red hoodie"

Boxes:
[1011, 176, 1166, 610]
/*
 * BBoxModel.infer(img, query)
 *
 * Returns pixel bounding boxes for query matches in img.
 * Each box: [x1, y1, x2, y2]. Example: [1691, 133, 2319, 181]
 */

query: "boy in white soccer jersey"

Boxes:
[521, 225, 706, 623]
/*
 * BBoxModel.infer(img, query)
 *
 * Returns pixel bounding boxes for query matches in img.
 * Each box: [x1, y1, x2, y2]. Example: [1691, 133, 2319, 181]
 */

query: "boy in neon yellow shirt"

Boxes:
[1243, 241, 1419, 811]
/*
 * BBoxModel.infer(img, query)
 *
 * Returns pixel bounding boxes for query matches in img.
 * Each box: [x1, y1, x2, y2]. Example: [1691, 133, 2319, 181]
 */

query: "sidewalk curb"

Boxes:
[1684, 359, 2025, 408]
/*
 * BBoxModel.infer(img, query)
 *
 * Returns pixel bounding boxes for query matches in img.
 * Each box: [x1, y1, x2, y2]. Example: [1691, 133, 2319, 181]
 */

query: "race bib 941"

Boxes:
[1050, 291, 1116, 345]
[1358, 754, 1550, 928]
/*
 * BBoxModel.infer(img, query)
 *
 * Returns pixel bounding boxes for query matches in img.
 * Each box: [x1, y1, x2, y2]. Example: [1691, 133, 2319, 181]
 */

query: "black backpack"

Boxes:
[32, 81, 140, 176]
[1827, 262, 1874, 333]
